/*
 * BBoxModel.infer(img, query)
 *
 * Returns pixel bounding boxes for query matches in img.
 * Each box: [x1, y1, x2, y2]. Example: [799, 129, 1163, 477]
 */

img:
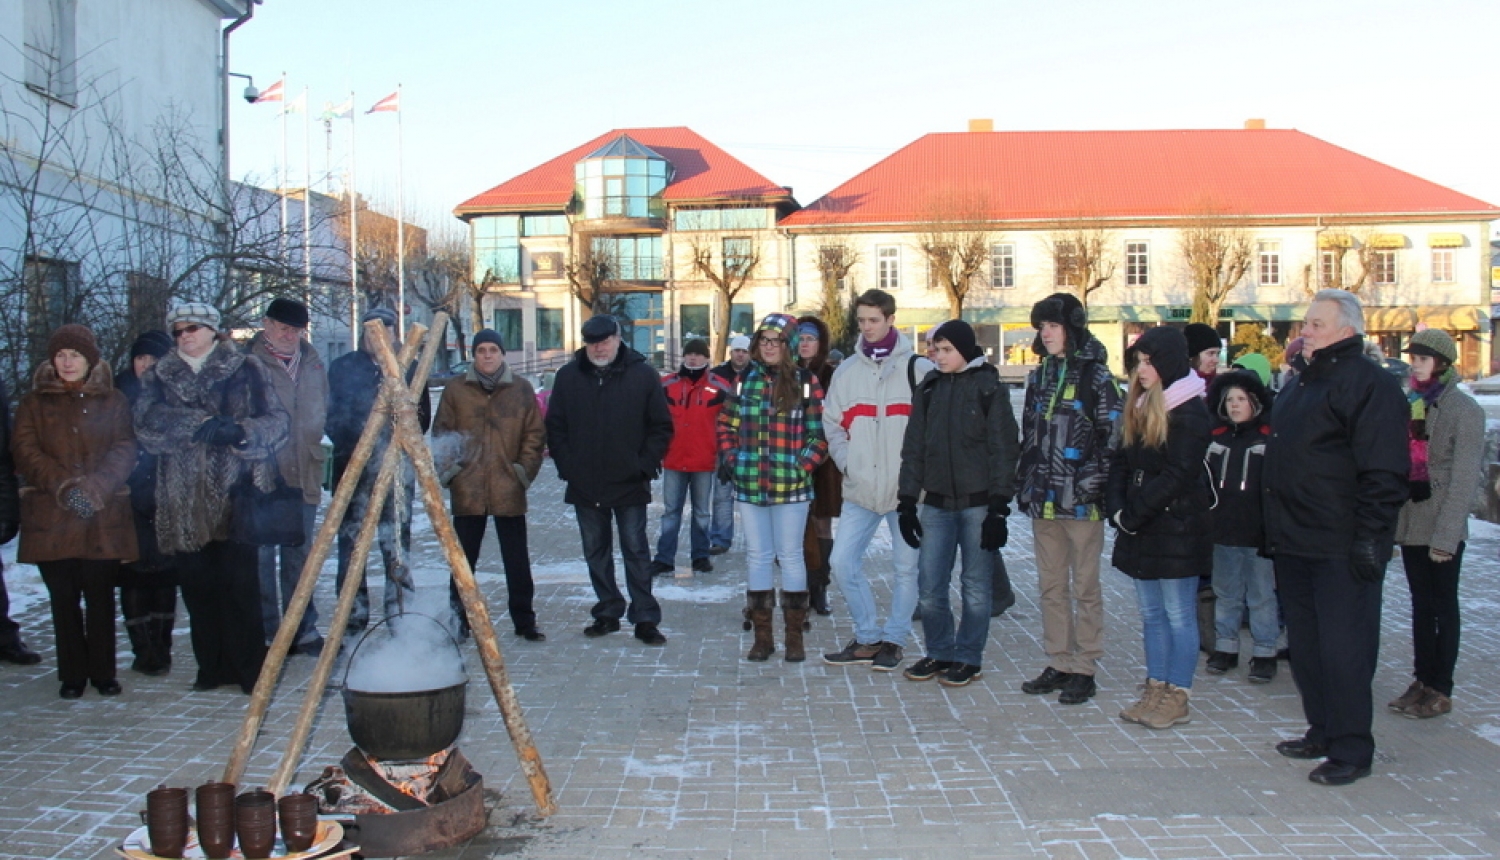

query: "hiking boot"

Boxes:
[1205, 651, 1239, 675]
[648, 561, 675, 577]
[871, 642, 904, 672]
[634, 623, 667, 646]
[1247, 657, 1277, 684]
[1403, 686, 1452, 719]
[1022, 666, 1070, 695]
[937, 663, 983, 687]
[1140, 684, 1190, 729]
[1058, 672, 1097, 705]
[823, 639, 881, 665]
[1388, 679, 1426, 713]
[903, 656, 954, 681]
[691, 557, 713, 573]
[1119, 679, 1165, 724]
[584, 618, 621, 638]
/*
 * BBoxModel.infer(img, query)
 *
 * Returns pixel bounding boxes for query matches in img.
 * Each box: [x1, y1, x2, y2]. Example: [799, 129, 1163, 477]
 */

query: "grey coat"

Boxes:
[249, 334, 328, 505]
[1395, 382, 1486, 554]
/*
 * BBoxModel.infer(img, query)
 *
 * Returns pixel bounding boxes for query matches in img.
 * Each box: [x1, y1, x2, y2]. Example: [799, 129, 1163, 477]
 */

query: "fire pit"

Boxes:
[305, 748, 486, 857]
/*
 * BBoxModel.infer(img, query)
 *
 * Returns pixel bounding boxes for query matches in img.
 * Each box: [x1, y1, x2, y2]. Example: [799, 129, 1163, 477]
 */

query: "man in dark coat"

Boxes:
[546, 315, 674, 645]
[0, 377, 42, 666]
[1263, 289, 1409, 786]
[708, 334, 752, 553]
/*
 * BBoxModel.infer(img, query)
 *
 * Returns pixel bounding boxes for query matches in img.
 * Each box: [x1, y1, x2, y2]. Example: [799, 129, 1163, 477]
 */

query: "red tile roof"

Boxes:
[782, 129, 1499, 227]
[454, 127, 792, 216]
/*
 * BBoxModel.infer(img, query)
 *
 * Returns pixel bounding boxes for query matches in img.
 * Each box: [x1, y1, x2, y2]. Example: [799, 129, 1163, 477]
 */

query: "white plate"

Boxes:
[116, 820, 343, 860]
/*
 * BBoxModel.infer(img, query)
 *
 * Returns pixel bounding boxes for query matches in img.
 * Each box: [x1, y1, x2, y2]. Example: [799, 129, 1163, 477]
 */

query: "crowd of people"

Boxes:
[0, 288, 1488, 789]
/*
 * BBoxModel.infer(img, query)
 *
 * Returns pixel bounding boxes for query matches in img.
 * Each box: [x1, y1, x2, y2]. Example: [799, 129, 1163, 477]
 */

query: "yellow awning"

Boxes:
[1367, 305, 1483, 332]
[1365, 307, 1416, 331]
[1427, 233, 1464, 248]
[1368, 234, 1405, 249]
[1318, 234, 1352, 249]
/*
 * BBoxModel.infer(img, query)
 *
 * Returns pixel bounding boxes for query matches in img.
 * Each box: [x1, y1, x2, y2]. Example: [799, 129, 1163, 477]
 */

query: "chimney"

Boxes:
[1244, 118, 1266, 130]
[968, 118, 994, 133]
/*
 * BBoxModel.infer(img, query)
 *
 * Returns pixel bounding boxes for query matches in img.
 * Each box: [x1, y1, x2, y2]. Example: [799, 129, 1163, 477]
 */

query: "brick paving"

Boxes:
[4, 459, 1500, 859]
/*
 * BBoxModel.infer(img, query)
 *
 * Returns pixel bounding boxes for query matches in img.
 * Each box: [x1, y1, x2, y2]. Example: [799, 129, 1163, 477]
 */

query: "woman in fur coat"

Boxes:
[133, 304, 289, 694]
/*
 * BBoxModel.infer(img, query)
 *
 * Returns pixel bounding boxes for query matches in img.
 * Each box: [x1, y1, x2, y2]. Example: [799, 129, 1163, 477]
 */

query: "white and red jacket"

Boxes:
[824, 333, 932, 514]
[661, 367, 729, 473]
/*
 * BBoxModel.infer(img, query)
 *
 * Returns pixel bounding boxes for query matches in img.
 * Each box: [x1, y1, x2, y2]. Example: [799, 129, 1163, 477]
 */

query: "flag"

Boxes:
[254, 78, 285, 104]
[366, 91, 399, 114]
[322, 99, 353, 121]
[282, 91, 306, 115]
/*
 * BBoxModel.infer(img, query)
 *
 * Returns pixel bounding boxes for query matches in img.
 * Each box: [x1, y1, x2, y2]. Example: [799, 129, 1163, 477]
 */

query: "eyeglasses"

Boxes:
[172, 324, 205, 338]
[760, 336, 787, 346]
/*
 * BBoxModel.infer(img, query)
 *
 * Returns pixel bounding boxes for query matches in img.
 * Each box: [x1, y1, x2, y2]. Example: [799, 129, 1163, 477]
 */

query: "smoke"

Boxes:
[429, 430, 468, 486]
[344, 589, 466, 693]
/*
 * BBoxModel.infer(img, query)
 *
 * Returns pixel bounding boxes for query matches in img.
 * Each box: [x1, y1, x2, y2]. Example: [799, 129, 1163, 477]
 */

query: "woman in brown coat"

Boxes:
[796, 315, 842, 616]
[433, 330, 546, 641]
[13, 324, 138, 698]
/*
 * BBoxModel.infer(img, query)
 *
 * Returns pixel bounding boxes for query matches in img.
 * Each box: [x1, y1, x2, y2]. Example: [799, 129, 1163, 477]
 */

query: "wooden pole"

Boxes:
[369, 316, 557, 817]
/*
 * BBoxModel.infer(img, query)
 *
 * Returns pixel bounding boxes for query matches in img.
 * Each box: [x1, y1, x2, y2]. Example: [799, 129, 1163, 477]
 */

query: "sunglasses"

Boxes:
[172, 324, 206, 338]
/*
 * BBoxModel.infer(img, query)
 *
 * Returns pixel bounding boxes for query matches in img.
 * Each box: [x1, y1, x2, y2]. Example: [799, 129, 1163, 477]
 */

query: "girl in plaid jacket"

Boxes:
[717, 313, 828, 663]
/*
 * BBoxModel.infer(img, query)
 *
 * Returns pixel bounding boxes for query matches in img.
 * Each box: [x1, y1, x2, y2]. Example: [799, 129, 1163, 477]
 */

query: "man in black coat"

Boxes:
[0, 377, 42, 666]
[546, 315, 674, 645]
[1263, 290, 1409, 786]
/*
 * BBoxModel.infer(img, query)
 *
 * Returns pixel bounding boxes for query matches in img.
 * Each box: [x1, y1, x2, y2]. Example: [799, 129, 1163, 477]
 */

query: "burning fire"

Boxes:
[370, 749, 450, 801]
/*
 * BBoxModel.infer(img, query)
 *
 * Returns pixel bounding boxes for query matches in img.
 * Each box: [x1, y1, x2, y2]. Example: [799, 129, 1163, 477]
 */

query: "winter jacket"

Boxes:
[1018, 335, 1122, 520]
[1394, 380, 1485, 554]
[249, 334, 329, 505]
[1106, 396, 1214, 580]
[13, 360, 138, 564]
[798, 315, 844, 518]
[546, 345, 674, 509]
[710, 360, 751, 390]
[433, 364, 545, 517]
[1262, 335, 1409, 559]
[660, 366, 729, 473]
[325, 348, 431, 490]
[134, 341, 290, 555]
[114, 367, 171, 571]
[898, 358, 1019, 511]
[1204, 370, 1274, 548]
[0, 379, 19, 543]
[824, 332, 933, 515]
[717, 362, 828, 506]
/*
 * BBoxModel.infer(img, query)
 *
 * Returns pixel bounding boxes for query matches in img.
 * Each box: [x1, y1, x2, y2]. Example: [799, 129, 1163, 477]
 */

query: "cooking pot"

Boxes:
[342, 614, 467, 760]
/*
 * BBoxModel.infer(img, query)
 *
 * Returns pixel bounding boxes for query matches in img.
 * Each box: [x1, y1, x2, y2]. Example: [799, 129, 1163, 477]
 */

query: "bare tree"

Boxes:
[815, 240, 859, 351]
[687, 232, 761, 362]
[915, 191, 991, 318]
[1179, 214, 1253, 324]
[1045, 224, 1117, 309]
[408, 231, 476, 360]
[1312, 227, 1387, 297]
[564, 235, 621, 317]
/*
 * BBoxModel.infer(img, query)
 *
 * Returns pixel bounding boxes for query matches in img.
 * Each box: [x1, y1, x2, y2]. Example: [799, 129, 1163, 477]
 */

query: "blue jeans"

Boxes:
[1212, 544, 1279, 657]
[916, 505, 992, 666]
[576, 504, 660, 624]
[1134, 577, 1200, 688]
[710, 475, 735, 548]
[830, 501, 920, 647]
[258, 502, 321, 646]
[739, 501, 810, 591]
[655, 470, 714, 565]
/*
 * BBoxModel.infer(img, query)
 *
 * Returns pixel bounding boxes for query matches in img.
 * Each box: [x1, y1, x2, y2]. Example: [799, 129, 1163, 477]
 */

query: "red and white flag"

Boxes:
[254, 78, 285, 104]
[366, 91, 399, 114]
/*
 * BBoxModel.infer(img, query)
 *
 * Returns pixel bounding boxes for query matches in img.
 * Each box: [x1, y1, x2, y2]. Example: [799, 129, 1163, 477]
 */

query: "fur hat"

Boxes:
[1130, 326, 1191, 387]
[1207, 368, 1273, 423]
[265, 297, 309, 329]
[581, 315, 621, 344]
[130, 330, 174, 360]
[930, 319, 984, 363]
[1184, 323, 1221, 357]
[47, 324, 100, 366]
[1404, 328, 1457, 363]
[166, 302, 220, 332]
[682, 338, 709, 358]
[472, 328, 506, 354]
[1030, 292, 1088, 356]
[362, 306, 398, 328]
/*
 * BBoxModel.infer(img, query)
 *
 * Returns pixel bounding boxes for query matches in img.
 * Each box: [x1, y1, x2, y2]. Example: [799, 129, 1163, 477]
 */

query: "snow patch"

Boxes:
[654, 583, 739, 604]
[623, 756, 708, 779]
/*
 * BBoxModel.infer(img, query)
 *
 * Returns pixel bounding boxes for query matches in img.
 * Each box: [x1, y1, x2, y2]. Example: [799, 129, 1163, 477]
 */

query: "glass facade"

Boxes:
[673, 208, 770, 231]
[595, 235, 663, 281]
[522, 214, 569, 236]
[574, 136, 670, 221]
[472, 216, 521, 282]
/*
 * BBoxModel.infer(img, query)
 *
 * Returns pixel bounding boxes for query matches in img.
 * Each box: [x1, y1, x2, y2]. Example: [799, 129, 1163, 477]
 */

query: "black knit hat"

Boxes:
[265, 297, 310, 329]
[682, 338, 709, 358]
[1030, 292, 1088, 356]
[130, 330, 174, 360]
[472, 328, 506, 354]
[1183, 323, 1221, 357]
[931, 319, 984, 363]
[1130, 326, 1191, 387]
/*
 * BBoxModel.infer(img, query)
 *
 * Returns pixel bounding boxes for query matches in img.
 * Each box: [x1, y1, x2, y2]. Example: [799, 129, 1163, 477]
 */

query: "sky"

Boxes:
[228, 0, 1500, 236]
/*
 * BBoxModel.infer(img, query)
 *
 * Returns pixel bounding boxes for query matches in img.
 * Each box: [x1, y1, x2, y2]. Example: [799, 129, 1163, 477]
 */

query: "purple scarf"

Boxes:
[860, 328, 899, 362]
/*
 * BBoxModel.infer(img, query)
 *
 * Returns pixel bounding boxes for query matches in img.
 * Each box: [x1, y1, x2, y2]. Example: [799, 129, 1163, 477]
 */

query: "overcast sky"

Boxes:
[228, 0, 1500, 233]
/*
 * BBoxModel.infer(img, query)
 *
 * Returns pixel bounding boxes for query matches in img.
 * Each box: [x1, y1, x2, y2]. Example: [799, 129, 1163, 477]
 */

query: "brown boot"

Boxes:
[746, 591, 776, 661]
[782, 591, 809, 662]
[1141, 684, 1191, 730]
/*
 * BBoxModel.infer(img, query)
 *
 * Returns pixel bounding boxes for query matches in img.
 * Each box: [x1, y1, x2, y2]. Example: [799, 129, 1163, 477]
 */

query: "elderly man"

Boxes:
[546, 315, 674, 645]
[1264, 289, 1408, 786]
[708, 334, 753, 554]
[249, 298, 328, 655]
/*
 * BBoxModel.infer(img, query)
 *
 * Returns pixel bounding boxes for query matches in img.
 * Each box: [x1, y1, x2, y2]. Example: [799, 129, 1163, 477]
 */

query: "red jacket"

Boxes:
[662, 368, 729, 472]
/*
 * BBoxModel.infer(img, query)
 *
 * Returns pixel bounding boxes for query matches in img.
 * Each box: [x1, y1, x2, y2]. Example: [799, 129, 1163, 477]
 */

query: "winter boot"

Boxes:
[1141, 684, 1191, 730]
[743, 590, 776, 631]
[810, 538, 835, 616]
[991, 554, 1016, 617]
[782, 591, 810, 663]
[148, 611, 176, 675]
[746, 591, 776, 661]
[120, 587, 156, 675]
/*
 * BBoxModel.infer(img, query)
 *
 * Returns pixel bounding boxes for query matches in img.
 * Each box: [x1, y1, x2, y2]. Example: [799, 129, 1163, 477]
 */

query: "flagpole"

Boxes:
[395, 82, 405, 332]
[279, 73, 289, 278]
[302, 85, 312, 337]
[349, 90, 360, 352]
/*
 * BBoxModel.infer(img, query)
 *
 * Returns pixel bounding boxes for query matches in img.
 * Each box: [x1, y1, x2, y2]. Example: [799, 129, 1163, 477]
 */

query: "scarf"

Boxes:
[264, 340, 301, 383]
[180, 349, 209, 374]
[1144, 373, 1206, 412]
[475, 366, 505, 392]
[1406, 367, 1455, 500]
[860, 328, 898, 362]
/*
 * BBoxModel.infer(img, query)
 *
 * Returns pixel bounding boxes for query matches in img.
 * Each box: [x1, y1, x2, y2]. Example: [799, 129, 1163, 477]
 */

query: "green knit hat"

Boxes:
[1403, 328, 1457, 363]
[1230, 352, 1273, 387]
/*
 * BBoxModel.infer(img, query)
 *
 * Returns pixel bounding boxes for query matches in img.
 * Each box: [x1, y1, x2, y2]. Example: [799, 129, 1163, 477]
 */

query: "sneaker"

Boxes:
[1119, 679, 1165, 724]
[870, 642, 904, 672]
[937, 663, 983, 687]
[634, 623, 667, 646]
[823, 639, 881, 665]
[691, 557, 713, 573]
[1403, 686, 1452, 719]
[584, 618, 621, 638]
[1058, 673, 1097, 705]
[1021, 666, 1070, 695]
[1140, 684, 1190, 729]
[708, 544, 730, 555]
[1205, 651, 1239, 674]
[903, 656, 955, 681]
[1247, 657, 1277, 684]
[647, 561, 675, 577]
[1388, 679, 1426, 713]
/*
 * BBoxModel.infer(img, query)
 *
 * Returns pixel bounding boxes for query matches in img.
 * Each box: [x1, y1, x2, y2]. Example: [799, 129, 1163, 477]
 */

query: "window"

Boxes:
[472, 216, 520, 282]
[876, 245, 900, 290]
[1319, 250, 1343, 289]
[536, 308, 564, 351]
[1257, 241, 1281, 286]
[492, 308, 522, 354]
[521, 214, 568, 236]
[672, 208, 769, 231]
[24, 255, 78, 364]
[574, 136, 669, 220]
[23, 0, 77, 102]
[731, 302, 755, 336]
[1054, 241, 1079, 288]
[594, 235, 662, 281]
[1371, 249, 1397, 285]
[990, 244, 1015, 289]
[723, 237, 752, 275]
[679, 304, 710, 341]
[1431, 248, 1455, 284]
[1125, 241, 1149, 286]
[127, 272, 169, 332]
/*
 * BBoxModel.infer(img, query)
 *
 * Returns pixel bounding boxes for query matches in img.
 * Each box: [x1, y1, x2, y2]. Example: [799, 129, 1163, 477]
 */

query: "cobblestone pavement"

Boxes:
[3, 460, 1500, 859]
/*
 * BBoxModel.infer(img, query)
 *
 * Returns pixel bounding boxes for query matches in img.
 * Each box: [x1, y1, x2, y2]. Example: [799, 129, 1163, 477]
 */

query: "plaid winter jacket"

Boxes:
[716, 363, 828, 506]
[1017, 335, 1121, 521]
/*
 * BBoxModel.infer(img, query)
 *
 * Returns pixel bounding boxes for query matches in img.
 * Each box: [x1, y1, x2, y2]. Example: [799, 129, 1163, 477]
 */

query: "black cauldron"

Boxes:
[342, 615, 467, 760]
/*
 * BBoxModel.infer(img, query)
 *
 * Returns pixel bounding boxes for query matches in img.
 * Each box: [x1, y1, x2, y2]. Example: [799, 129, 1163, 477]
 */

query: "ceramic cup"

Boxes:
[145, 786, 189, 859]
[234, 789, 277, 859]
[194, 782, 237, 859]
[276, 792, 320, 853]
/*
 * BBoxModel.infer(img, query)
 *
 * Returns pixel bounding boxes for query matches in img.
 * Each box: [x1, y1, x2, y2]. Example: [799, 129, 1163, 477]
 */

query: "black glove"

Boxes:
[194, 417, 246, 446]
[897, 496, 922, 549]
[980, 499, 1010, 551]
[717, 456, 734, 484]
[1349, 537, 1391, 584]
[0, 519, 18, 545]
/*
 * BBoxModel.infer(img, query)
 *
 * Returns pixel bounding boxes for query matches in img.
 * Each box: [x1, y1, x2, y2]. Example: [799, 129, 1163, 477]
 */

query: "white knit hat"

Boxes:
[166, 302, 221, 331]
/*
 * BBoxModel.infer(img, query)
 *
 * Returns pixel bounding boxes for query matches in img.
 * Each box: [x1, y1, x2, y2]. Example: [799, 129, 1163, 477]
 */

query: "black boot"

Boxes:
[991, 554, 1016, 618]
[146, 585, 177, 675]
[120, 586, 154, 675]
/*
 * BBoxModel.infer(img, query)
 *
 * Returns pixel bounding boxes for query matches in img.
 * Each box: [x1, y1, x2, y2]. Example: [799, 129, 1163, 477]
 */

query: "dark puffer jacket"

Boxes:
[1017, 335, 1121, 520]
[798, 315, 843, 518]
[546, 344, 674, 509]
[898, 358, 1019, 510]
[1205, 370, 1274, 548]
[1107, 397, 1214, 580]
[1262, 335, 1409, 559]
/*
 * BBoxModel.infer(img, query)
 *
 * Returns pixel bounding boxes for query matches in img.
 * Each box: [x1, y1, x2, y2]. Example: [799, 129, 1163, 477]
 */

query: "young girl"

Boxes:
[1107, 326, 1213, 729]
[717, 313, 828, 662]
